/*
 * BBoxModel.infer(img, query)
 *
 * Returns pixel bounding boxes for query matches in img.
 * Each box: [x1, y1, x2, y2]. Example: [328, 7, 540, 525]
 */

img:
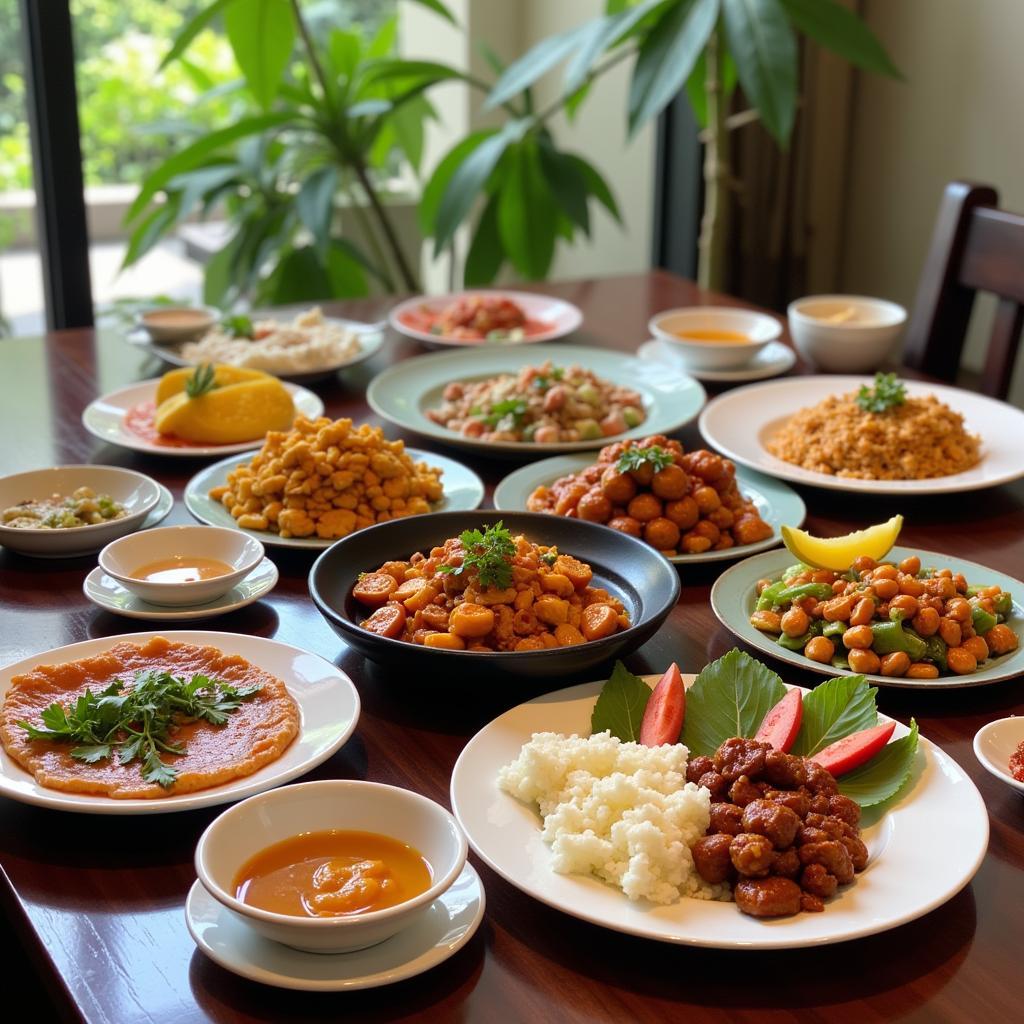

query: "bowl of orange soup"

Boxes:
[98, 524, 264, 606]
[648, 306, 783, 371]
[194, 779, 468, 953]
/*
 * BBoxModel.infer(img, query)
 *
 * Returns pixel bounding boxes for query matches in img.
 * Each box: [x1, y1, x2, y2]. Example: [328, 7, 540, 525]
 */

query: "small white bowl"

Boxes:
[648, 306, 783, 371]
[973, 717, 1024, 796]
[195, 780, 468, 954]
[787, 295, 906, 373]
[138, 305, 218, 344]
[0, 465, 162, 557]
[98, 525, 264, 606]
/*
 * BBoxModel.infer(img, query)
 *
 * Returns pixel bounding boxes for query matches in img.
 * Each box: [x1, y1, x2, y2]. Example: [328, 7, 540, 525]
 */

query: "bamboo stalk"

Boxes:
[697, 28, 731, 292]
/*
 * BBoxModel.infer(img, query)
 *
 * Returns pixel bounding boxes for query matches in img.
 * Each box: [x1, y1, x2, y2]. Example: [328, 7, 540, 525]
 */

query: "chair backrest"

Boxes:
[904, 181, 1024, 400]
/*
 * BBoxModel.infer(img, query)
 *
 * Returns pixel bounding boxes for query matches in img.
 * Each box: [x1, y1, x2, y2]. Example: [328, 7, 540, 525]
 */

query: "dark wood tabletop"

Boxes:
[2, 270, 1022, 1024]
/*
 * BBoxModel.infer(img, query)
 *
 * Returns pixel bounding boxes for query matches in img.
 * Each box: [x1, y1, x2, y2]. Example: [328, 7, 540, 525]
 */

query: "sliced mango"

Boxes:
[154, 377, 295, 443]
[155, 365, 266, 406]
[781, 514, 904, 572]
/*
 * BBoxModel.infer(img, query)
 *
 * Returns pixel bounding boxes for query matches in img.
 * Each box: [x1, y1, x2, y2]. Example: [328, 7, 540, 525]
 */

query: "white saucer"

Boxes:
[185, 864, 485, 992]
[638, 338, 796, 382]
[83, 557, 278, 620]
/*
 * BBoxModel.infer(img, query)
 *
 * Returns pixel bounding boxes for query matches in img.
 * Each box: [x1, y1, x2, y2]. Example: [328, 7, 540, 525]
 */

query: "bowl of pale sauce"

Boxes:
[98, 525, 264, 606]
[195, 779, 468, 953]
[787, 295, 906, 372]
[648, 306, 783, 370]
[139, 306, 219, 344]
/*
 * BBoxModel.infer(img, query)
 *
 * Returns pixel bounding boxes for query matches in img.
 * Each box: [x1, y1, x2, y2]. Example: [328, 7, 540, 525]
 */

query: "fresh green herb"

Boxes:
[438, 521, 517, 590]
[17, 670, 261, 789]
[680, 649, 787, 757]
[789, 675, 876, 756]
[221, 314, 254, 339]
[184, 362, 218, 399]
[532, 366, 565, 389]
[837, 719, 919, 807]
[540, 551, 558, 566]
[616, 445, 674, 475]
[484, 397, 529, 430]
[855, 372, 907, 413]
[590, 661, 652, 741]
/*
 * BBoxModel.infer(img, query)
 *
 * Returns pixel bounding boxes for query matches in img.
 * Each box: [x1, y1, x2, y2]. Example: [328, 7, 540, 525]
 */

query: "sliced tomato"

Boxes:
[810, 721, 896, 777]
[753, 688, 804, 752]
[639, 663, 685, 747]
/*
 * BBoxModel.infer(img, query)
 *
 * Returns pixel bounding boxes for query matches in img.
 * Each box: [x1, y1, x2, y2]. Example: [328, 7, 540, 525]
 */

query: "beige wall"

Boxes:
[841, 0, 1024, 397]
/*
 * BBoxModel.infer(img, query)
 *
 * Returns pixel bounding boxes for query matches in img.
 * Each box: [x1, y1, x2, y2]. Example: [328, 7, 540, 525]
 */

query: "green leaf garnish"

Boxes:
[838, 719, 919, 807]
[221, 314, 254, 338]
[184, 362, 218, 399]
[790, 675, 877, 756]
[438, 521, 517, 590]
[680, 649, 787, 757]
[483, 397, 529, 429]
[590, 661, 652, 742]
[855, 372, 906, 413]
[616, 445, 674, 475]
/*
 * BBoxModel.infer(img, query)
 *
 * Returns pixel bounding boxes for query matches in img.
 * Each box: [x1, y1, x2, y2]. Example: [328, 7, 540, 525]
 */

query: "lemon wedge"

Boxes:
[781, 515, 904, 571]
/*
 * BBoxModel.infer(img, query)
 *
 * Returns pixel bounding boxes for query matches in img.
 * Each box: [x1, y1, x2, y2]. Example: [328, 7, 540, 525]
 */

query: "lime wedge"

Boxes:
[781, 515, 904, 571]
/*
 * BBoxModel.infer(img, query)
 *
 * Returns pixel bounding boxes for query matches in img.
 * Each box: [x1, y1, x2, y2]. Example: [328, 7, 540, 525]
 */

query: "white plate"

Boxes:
[492, 455, 804, 565]
[0, 630, 359, 814]
[389, 289, 582, 347]
[127, 317, 386, 383]
[450, 675, 988, 949]
[699, 375, 1024, 494]
[973, 717, 1024, 796]
[637, 338, 797, 382]
[184, 447, 486, 550]
[83, 558, 279, 620]
[82, 379, 325, 458]
[367, 344, 706, 456]
[185, 864, 485, 992]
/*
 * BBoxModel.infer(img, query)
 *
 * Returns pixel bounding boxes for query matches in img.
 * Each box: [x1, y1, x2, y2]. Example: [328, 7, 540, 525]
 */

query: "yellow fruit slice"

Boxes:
[154, 378, 295, 443]
[155, 365, 267, 406]
[781, 515, 904, 571]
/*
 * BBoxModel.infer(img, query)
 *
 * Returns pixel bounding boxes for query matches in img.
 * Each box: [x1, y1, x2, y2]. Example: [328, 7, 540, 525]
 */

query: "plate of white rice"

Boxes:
[450, 674, 988, 948]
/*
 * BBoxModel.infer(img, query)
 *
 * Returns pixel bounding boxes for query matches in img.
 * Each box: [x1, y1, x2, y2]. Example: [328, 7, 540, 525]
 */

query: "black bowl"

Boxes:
[309, 511, 680, 681]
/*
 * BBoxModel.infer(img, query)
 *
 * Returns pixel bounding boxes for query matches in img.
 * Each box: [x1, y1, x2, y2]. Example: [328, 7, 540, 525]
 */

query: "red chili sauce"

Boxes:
[124, 401, 215, 449]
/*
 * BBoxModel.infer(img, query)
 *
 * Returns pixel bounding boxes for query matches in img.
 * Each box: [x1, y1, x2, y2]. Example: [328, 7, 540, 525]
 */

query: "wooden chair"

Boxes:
[904, 181, 1024, 400]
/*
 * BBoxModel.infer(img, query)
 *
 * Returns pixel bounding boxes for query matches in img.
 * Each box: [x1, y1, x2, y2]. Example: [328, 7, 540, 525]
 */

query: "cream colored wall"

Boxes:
[841, 0, 1024, 397]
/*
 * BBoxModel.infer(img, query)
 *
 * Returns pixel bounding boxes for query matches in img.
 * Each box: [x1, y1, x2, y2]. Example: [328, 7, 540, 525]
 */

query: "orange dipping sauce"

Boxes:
[675, 329, 750, 344]
[233, 830, 433, 918]
[130, 556, 235, 584]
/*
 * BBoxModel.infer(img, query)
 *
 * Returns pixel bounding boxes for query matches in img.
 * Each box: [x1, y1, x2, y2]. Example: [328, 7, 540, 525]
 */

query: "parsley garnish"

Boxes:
[616, 445, 674, 474]
[17, 670, 261, 789]
[532, 366, 565, 389]
[221, 314, 255, 339]
[484, 397, 529, 430]
[184, 362, 218, 399]
[855, 372, 906, 413]
[439, 521, 517, 590]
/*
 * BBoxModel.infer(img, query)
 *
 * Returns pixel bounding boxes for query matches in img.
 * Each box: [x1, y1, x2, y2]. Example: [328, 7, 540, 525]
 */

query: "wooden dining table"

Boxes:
[1, 269, 1022, 1024]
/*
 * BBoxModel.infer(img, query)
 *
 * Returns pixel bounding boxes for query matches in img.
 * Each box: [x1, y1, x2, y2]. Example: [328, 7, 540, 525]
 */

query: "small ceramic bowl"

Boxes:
[138, 305, 218, 344]
[194, 779, 468, 954]
[0, 465, 162, 558]
[648, 306, 783, 371]
[973, 717, 1024, 796]
[98, 525, 264, 606]
[787, 295, 907, 373]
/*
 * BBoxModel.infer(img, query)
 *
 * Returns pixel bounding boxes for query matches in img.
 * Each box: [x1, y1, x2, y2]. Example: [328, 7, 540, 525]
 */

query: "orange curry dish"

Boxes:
[353, 522, 630, 652]
[0, 636, 299, 799]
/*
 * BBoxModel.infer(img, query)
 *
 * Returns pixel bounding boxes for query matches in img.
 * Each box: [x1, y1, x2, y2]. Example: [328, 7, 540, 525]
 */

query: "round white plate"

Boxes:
[492, 455, 804, 565]
[389, 289, 582, 347]
[699, 375, 1024, 494]
[185, 864, 485, 991]
[82, 379, 325, 458]
[637, 338, 797, 382]
[128, 317, 386, 383]
[450, 675, 988, 949]
[973, 717, 1024, 796]
[184, 447, 486, 550]
[0, 630, 359, 814]
[367, 344, 706, 456]
[710, 545, 1024, 689]
[83, 558, 279, 620]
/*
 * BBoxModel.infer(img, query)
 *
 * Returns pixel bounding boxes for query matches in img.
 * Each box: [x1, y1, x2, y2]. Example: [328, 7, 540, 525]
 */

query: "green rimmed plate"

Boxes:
[711, 545, 1024, 688]
[493, 455, 805, 565]
[184, 448, 485, 550]
[366, 344, 706, 456]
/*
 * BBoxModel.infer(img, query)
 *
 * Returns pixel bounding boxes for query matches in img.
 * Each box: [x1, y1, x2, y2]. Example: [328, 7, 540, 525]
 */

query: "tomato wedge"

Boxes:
[639, 663, 685, 747]
[809, 721, 896, 777]
[753, 688, 803, 752]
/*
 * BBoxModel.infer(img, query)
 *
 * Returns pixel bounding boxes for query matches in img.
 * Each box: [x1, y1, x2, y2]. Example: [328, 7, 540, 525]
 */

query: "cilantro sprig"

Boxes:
[222, 314, 255, 338]
[439, 521, 517, 590]
[484, 397, 529, 430]
[616, 445, 674, 475]
[855, 372, 907, 413]
[18, 670, 261, 789]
